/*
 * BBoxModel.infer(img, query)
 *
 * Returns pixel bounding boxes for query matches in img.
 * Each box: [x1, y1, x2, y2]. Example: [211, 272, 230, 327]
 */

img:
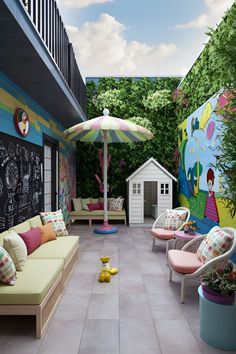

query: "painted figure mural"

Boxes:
[204, 168, 219, 223]
[178, 92, 236, 233]
[59, 150, 76, 223]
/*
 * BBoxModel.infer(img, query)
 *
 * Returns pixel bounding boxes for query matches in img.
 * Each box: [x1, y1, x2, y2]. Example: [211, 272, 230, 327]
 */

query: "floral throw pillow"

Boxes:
[164, 209, 187, 231]
[40, 209, 68, 237]
[109, 197, 124, 211]
[0, 246, 17, 285]
[197, 227, 233, 263]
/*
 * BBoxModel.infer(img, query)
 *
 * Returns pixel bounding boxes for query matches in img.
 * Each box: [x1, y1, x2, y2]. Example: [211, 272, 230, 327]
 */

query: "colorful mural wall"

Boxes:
[0, 72, 76, 226]
[178, 92, 236, 233]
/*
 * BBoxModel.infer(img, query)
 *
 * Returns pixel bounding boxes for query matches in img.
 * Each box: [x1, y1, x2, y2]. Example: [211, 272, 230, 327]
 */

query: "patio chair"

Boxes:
[151, 207, 190, 255]
[168, 226, 236, 303]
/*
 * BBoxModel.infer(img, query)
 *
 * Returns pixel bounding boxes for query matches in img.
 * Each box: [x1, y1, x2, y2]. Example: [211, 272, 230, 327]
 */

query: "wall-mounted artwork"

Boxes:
[178, 92, 236, 233]
[14, 108, 30, 136]
[59, 151, 76, 223]
[0, 132, 43, 231]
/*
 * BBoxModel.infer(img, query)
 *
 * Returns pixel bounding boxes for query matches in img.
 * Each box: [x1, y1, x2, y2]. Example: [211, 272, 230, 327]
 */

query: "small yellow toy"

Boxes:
[99, 271, 110, 282]
[109, 268, 118, 275]
[98, 256, 118, 282]
[100, 256, 110, 272]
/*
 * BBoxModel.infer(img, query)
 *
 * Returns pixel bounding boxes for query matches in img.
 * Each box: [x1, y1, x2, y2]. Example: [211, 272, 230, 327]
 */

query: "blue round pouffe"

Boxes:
[94, 226, 118, 234]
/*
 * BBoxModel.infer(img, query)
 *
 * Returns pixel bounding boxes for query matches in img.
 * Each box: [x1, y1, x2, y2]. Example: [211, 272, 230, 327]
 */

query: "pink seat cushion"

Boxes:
[168, 250, 203, 274]
[151, 228, 175, 240]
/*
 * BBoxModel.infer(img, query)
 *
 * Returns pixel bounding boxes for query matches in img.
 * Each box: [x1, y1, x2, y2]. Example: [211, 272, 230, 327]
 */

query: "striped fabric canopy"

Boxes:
[63, 110, 153, 143]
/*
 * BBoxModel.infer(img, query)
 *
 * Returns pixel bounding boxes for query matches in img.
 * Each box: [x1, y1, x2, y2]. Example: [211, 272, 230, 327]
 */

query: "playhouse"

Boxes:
[126, 158, 177, 226]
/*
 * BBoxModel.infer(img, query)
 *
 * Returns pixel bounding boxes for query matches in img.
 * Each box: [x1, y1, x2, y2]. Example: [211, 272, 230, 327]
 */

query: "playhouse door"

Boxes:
[143, 181, 158, 222]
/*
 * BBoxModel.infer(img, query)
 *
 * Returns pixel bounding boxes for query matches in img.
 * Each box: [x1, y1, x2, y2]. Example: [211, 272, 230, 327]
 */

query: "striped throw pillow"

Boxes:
[40, 209, 68, 237]
[0, 246, 17, 285]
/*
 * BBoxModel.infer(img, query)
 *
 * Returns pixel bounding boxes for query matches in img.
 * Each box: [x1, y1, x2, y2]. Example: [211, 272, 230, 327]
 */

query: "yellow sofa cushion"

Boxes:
[10, 220, 31, 234]
[0, 259, 63, 304]
[29, 215, 43, 228]
[27, 236, 79, 264]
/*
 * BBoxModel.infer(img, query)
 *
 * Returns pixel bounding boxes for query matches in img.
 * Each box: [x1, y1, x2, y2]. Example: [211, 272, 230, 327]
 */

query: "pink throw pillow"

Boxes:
[19, 227, 41, 255]
[88, 203, 101, 211]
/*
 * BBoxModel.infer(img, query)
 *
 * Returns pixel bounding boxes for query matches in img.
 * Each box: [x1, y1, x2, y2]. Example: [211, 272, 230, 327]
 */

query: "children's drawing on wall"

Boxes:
[204, 168, 219, 223]
[178, 92, 236, 233]
[59, 150, 76, 223]
[0, 132, 43, 231]
[95, 148, 111, 194]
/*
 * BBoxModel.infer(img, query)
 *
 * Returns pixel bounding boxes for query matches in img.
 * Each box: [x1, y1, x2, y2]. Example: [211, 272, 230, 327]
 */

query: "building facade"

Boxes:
[0, 0, 87, 229]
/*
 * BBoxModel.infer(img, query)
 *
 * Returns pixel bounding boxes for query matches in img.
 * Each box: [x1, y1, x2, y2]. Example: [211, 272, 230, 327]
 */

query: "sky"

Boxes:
[57, 0, 235, 78]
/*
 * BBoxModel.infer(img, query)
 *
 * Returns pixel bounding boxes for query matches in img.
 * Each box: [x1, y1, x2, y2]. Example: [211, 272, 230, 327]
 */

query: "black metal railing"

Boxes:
[20, 0, 86, 113]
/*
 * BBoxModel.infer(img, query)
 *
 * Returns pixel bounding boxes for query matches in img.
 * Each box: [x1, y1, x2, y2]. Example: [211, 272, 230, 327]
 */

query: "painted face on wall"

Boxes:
[207, 179, 213, 192]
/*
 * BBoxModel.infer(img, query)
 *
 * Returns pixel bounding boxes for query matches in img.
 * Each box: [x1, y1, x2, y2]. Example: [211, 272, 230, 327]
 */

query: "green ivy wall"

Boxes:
[77, 77, 181, 200]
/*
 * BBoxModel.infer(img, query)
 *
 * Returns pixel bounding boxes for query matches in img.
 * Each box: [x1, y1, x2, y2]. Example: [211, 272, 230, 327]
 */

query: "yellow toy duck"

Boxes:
[98, 256, 118, 282]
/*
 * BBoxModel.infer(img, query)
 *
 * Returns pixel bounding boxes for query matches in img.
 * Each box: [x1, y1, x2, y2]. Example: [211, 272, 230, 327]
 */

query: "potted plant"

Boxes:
[183, 220, 197, 234]
[201, 261, 236, 305]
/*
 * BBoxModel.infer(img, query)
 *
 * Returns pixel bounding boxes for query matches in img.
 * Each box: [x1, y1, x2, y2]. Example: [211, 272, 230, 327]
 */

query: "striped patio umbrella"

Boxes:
[64, 109, 153, 234]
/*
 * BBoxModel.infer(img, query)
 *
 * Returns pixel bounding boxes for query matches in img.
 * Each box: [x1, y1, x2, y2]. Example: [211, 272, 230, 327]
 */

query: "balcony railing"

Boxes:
[20, 0, 86, 113]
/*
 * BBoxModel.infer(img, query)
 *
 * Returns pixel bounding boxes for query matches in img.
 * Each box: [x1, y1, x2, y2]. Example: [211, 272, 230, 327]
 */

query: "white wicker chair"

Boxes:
[168, 226, 236, 303]
[151, 207, 190, 255]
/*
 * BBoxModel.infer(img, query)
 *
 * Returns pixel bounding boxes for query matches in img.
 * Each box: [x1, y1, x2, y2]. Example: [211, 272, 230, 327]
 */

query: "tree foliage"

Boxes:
[77, 77, 180, 199]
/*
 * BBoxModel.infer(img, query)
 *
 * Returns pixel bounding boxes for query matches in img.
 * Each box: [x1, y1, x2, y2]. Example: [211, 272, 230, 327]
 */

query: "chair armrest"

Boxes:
[152, 211, 167, 229]
[182, 235, 206, 252]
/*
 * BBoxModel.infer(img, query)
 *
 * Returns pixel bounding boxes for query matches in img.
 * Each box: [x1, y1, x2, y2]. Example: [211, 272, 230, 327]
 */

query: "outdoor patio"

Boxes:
[0, 223, 234, 354]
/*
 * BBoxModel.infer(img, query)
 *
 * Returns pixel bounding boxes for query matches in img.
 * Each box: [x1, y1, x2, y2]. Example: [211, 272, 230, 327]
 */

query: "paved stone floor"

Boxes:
[0, 224, 235, 354]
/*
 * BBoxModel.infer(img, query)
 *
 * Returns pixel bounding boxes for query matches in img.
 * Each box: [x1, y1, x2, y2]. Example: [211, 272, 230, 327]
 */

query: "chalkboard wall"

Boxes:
[0, 132, 43, 231]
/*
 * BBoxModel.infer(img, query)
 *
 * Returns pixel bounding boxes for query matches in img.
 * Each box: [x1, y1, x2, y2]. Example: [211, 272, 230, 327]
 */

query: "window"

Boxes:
[160, 183, 169, 195]
[44, 136, 59, 212]
[132, 183, 141, 195]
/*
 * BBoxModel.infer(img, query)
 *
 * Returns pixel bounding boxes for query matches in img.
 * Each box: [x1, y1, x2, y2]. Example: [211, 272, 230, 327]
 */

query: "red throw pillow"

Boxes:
[87, 203, 101, 211]
[100, 202, 104, 210]
[19, 227, 41, 255]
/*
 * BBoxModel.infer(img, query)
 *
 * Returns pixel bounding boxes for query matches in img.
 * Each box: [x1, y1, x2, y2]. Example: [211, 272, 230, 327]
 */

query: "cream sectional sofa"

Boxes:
[0, 215, 79, 338]
[70, 209, 127, 226]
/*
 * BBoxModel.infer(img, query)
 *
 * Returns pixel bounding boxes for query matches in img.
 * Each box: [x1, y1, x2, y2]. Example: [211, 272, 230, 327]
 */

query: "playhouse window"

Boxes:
[132, 183, 141, 195]
[160, 183, 169, 195]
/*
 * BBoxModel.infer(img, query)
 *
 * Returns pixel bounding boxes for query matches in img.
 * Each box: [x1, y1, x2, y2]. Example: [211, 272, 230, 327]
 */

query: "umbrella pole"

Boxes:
[103, 130, 108, 226]
[94, 129, 118, 234]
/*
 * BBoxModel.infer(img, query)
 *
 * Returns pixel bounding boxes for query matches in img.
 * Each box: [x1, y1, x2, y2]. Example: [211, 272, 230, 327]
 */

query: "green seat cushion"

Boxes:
[70, 210, 126, 216]
[10, 220, 31, 234]
[27, 236, 79, 264]
[29, 215, 43, 228]
[0, 259, 63, 305]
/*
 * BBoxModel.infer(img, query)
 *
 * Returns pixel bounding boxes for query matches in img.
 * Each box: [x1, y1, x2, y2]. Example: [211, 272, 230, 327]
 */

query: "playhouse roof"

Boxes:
[126, 157, 177, 182]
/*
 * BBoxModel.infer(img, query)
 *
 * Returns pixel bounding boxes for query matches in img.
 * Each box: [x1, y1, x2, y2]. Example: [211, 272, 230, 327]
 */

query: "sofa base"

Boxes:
[70, 215, 127, 227]
[0, 273, 63, 339]
[63, 242, 80, 288]
[0, 242, 80, 339]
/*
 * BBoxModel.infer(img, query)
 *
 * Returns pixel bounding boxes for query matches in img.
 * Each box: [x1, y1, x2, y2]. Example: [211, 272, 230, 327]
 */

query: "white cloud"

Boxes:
[175, 0, 234, 29]
[66, 13, 177, 77]
[60, 0, 112, 9]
